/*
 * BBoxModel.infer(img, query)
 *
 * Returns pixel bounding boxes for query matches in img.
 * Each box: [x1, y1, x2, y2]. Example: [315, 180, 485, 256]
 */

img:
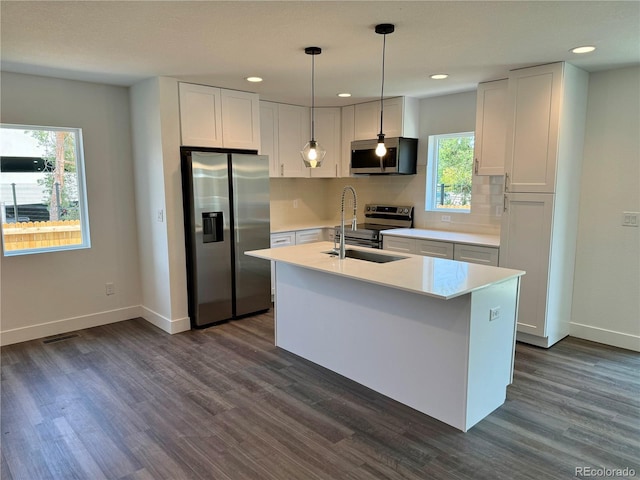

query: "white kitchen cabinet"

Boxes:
[277, 104, 310, 178]
[340, 105, 354, 177]
[384, 234, 499, 266]
[474, 79, 508, 176]
[353, 97, 419, 141]
[453, 244, 499, 266]
[500, 61, 589, 347]
[270, 232, 296, 296]
[309, 108, 341, 178]
[382, 236, 414, 254]
[262, 102, 341, 178]
[220, 89, 260, 150]
[295, 228, 324, 244]
[179, 83, 223, 147]
[504, 63, 564, 193]
[415, 239, 454, 259]
[179, 83, 260, 150]
[259, 101, 280, 177]
[500, 194, 553, 337]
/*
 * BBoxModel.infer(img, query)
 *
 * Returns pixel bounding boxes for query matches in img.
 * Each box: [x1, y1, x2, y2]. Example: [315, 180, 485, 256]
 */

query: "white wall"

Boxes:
[571, 66, 640, 351]
[0, 72, 141, 345]
[129, 77, 189, 334]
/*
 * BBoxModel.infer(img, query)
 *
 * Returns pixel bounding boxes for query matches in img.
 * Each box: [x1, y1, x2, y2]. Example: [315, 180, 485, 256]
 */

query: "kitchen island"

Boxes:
[246, 242, 524, 431]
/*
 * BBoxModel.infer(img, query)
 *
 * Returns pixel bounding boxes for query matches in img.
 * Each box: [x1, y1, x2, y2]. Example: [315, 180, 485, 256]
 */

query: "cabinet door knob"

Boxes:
[503, 194, 508, 212]
[504, 172, 510, 192]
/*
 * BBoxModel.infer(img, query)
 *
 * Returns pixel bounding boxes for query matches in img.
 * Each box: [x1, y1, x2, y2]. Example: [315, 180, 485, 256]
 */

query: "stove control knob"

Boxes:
[366, 206, 370, 211]
[403, 208, 409, 214]
[371, 206, 376, 212]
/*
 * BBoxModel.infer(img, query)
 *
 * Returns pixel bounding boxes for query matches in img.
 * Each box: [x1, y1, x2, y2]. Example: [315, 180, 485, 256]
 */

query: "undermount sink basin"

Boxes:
[323, 249, 408, 264]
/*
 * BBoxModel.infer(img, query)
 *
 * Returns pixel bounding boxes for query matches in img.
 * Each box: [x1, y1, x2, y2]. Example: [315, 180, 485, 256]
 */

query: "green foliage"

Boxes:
[436, 135, 474, 207]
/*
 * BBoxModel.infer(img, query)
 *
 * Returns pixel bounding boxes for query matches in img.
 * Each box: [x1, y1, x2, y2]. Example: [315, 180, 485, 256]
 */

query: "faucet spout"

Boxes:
[340, 186, 358, 259]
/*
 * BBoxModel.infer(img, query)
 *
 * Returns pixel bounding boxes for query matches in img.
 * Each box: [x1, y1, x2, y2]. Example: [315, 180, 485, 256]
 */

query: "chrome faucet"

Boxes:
[338, 186, 357, 259]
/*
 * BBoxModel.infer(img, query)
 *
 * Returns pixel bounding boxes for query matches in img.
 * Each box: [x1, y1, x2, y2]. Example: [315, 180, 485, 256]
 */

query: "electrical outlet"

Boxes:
[105, 282, 115, 296]
[489, 307, 501, 321]
[293, 199, 299, 209]
[157, 209, 164, 223]
[622, 211, 639, 227]
[441, 215, 451, 222]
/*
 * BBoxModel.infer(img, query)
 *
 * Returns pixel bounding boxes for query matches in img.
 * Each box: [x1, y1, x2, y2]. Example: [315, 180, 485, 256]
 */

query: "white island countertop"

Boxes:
[246, 241, 523, 300]
[381, 228, 500, 248]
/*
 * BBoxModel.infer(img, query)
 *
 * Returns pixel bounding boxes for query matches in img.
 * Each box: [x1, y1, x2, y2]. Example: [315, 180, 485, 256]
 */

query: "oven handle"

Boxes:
[344, 238, 381, 249]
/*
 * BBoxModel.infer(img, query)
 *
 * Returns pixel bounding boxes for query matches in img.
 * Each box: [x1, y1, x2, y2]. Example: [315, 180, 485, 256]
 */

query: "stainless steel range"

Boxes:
[335, 204, 414, 249]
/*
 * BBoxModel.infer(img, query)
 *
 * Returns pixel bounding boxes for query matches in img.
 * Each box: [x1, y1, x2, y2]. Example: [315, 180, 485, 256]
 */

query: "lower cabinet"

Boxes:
[383, 235, 498, 266]
[270, 229, 326, 296]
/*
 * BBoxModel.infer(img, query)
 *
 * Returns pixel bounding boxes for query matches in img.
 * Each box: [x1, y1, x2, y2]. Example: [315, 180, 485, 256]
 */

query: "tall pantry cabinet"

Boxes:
[499, 62, 589, 348]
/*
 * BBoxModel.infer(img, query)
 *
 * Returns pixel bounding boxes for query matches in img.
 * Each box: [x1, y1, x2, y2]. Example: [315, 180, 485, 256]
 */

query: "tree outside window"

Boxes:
[426, 132, 474, 213]
[0, 124, 90, 255]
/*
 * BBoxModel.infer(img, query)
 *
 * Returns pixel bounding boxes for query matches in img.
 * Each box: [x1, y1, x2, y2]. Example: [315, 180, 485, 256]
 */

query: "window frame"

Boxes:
[425, 131, 474, 214]
[1, 123, 91, 256]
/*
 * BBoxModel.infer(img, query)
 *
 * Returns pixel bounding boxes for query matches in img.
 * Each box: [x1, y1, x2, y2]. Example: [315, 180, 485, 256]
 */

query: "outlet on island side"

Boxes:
[105, 282, 115, 296]
[489, 307, 501, 321]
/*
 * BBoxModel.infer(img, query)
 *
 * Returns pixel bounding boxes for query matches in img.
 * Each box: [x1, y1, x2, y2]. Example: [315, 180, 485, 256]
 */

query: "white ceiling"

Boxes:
[1, 1, 639, 106]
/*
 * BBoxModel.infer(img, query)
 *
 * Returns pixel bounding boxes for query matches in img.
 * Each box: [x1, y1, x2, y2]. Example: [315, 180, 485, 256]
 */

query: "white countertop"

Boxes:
[246, 242, 523, 300]
[271, 223, 334, 234]
[381, 228, 500, 248]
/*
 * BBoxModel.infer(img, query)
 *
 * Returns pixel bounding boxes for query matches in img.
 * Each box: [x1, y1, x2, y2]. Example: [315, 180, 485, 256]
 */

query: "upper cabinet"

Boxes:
[310, 107, 341, 178]
[277, 104, 311, 178]
[474, 79, 508, 176]
[259, 101, 280, 177]
[503, 63, 586, 193]
[340, 105, 355, 178]
[179, 82, 260, 151]
[353, 97, 419, 141]
[260, 102, 342, 178]
[220, 89, 261, 150]
[179, 83, 222, 147]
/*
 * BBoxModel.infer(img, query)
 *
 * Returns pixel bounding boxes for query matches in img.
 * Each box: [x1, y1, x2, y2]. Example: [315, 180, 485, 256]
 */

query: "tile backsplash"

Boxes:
[270, 169, 503, 235]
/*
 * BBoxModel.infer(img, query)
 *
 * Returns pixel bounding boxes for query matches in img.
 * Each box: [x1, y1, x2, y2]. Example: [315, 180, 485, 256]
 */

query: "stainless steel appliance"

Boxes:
[350, 137, 418, 175]
[335, 204, 414, 249]
[181, 148, 271, 328]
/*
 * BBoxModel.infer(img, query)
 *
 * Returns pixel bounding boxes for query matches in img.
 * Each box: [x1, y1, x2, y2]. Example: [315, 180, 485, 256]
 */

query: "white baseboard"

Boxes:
[570, 322, 640, 352]
[140, 306, 190, 334]
[0, 306, 142, 346]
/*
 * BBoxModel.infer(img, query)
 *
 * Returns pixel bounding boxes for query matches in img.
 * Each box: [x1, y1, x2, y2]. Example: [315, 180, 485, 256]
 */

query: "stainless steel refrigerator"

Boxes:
[181, 148, 271, 328]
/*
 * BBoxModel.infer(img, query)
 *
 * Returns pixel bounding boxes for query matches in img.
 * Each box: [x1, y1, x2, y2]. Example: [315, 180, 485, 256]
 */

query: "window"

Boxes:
[0, 124, 91, 255]
[425, 132, 474, 213]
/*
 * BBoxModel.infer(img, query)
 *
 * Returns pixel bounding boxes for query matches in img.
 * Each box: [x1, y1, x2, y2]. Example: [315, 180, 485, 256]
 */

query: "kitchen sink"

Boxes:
[323, 249, 408, 263]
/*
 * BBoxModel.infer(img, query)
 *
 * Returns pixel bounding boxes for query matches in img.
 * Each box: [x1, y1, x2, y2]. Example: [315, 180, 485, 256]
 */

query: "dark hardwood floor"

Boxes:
[1, 311, 638, 480]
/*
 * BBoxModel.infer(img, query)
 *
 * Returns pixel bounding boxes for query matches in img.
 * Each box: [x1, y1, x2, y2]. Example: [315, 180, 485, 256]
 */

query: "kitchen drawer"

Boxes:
[383, 236, 414, 253]
[454, 244, 499, 266]
[270, 232, 295, 248]
[295, 229, 323, 245]
[415, 239, 454, 259]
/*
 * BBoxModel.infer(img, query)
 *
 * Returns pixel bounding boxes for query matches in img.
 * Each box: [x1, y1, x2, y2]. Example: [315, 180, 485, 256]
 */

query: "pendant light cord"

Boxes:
[311, 53, 316, 142]
[379, 32, 386, 136]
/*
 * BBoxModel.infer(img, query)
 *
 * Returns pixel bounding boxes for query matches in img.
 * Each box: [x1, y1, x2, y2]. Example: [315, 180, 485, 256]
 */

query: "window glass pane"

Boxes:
[426, 132, 474, 212]
[0, 125, 90, 255]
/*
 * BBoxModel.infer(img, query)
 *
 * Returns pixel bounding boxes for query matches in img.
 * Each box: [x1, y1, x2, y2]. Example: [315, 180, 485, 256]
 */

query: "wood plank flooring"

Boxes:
[1, 311, 638, 480]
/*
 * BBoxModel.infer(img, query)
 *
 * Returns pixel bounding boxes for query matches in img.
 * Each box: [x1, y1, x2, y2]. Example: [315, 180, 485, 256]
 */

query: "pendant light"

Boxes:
[300, 46, 326, 168]
[375, 23, 394, 158]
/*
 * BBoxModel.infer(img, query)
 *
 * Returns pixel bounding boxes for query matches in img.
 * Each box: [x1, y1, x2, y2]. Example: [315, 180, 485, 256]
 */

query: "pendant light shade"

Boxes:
[375, 23, 394, 158]
[301, 46, 326, 168]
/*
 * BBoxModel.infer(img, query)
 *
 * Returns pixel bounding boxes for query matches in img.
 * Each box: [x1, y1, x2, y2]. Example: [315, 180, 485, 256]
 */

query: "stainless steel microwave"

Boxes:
[350, 137, 418, 175]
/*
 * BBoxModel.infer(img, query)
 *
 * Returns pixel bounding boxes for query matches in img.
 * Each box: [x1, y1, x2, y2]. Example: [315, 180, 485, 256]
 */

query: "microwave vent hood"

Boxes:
[350, 137, 418, 175]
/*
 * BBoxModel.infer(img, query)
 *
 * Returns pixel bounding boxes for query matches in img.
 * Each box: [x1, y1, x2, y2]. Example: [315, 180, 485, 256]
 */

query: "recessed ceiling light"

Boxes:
[246, 76, 263, 83]
[571, 45, 596, 54]
[337, 93, 351, 98]
[430, 74, 449, 80]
